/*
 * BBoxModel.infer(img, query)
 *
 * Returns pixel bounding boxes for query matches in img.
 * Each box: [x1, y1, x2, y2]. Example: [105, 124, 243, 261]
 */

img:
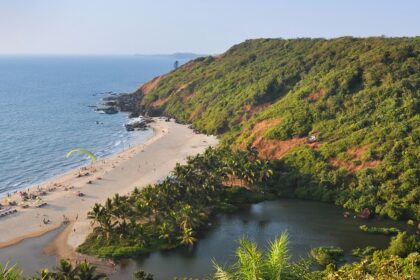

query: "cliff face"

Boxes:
[131, 37, 420, 220]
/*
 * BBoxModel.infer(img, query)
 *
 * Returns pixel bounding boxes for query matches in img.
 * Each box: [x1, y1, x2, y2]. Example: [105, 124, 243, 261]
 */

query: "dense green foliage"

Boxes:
[359, 224, 401, 235]
[329, 232, 420, 279]
[211, 232, 420, 280]
[213, 233, 312, 280]
[351, 246, 377, 258]
[79, 147, 273, 257]
[0, 260, 107, 280]
[134, 37, 420, 220]
[309, 246, 344, 267]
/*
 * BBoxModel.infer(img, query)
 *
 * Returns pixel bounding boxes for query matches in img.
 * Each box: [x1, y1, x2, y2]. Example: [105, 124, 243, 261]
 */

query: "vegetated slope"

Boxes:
[133, 37, 420, 220]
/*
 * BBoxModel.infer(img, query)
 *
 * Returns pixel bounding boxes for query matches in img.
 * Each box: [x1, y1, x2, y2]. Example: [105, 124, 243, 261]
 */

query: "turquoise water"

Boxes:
[0, 55, 182, 196]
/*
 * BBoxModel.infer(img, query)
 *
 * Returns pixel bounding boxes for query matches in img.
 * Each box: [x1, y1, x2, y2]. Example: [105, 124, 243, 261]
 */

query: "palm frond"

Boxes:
[265, 233, 290, 280]
[236, 237, 263, 280]
[213, 262, 235, 280]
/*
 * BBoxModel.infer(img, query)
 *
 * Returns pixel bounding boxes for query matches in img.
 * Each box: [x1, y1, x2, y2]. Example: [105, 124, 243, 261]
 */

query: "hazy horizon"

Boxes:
[1, 0, 419, 55]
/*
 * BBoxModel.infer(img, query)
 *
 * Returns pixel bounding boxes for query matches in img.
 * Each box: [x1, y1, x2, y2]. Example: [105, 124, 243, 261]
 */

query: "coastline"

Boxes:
[0, 118, 218, 254]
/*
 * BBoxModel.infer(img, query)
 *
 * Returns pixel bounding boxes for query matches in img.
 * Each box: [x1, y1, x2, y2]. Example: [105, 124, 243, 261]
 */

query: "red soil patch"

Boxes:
[329, 158, 381, 173]
[252, 118, 282, 136]
[308, 88, 326, 101]
[306, 142, 322, 149]
[139, 75, 163, 94]
[150, 96, 170, 108]
[245, 118, 321, 159]
[250, 119, 305, 159]
[329, 145, 381, 173]
[254, 137, 306, 160]
[237, 118, 321, 159]
[347, 145, 369, 158]
[354, 160, 381, 171]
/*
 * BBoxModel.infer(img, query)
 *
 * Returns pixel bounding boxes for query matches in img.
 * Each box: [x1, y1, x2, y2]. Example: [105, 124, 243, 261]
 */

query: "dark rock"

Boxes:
[358, 208, 372, 219]
[125, 118, 149, 131]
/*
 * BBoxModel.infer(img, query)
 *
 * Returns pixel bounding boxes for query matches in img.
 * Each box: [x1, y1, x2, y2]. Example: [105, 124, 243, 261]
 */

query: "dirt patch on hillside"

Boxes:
[247, 118, 320, 159]
[329, 158, 381, 173]
[140, 75, 163, 94]
[329, 145, 381, 172]
[308, 88, 326, 101]
[254, 137, 306, 159]
[252, 118, 282, 135]
[347, 145, 369, 158]
[355, 160, 381, 171]
[239, 104, 268, 123]
[150, 96, 170, 108]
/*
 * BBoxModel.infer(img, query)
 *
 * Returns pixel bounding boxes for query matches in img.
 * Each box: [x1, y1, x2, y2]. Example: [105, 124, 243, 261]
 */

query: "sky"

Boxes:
[0, 0, 419, 55]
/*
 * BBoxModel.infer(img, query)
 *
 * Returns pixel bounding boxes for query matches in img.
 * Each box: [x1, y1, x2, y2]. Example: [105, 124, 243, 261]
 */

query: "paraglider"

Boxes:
[66, 148, 97, 164]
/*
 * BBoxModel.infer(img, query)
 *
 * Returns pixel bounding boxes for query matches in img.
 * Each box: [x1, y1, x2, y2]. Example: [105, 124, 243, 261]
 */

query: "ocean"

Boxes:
[0, 55, 184, 196]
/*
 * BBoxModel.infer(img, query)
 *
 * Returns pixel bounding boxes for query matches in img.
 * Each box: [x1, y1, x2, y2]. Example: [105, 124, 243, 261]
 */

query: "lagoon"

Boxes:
[0, 199, 407, 279]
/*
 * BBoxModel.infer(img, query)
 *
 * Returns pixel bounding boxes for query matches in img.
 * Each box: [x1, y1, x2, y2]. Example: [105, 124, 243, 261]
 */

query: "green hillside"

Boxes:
[133, 37, 419, 220]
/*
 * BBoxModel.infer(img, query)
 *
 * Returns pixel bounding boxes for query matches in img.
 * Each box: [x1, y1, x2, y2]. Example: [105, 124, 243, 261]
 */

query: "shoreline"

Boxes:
[0, 123, 152, 200]
[0, 118, 218, 252]
[0, 122, 161, 249]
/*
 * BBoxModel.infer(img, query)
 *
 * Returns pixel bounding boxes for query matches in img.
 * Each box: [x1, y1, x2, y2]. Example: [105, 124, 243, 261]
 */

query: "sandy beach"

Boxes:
[0, 118, 218, 256]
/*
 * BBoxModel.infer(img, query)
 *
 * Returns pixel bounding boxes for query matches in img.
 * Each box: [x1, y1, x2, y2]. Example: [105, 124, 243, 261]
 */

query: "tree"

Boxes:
[56, 259, 76, 279]
[74, 261, 107, 280]
[0, 262, 23, 280]
[213, 233, 295, 280]
[133, 270, 154, 280]
[386, 232, 419, 257]
[178, 225, 196, 246]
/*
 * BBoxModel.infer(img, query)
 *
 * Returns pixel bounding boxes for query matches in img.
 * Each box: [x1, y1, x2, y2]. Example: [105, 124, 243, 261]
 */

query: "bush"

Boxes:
[310, 246, 344, 267]
[386, 232, 420, 257]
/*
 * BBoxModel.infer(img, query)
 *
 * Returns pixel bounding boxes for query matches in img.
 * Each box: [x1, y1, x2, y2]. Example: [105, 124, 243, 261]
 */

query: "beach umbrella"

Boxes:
[66, 148, 97, 164]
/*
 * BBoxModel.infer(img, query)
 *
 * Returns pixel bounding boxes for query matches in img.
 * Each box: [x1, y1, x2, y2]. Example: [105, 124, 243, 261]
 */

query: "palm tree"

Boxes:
[74, 261, 107, 280]
[213, 233, 292, 280]
[87, 203, 103, 225]
[178, 225, 196, 246]
[0, 262, 23, 280]
[158, 221, 174, 243]
[32, 268, 53, 280]
[56, 259, 76, 279]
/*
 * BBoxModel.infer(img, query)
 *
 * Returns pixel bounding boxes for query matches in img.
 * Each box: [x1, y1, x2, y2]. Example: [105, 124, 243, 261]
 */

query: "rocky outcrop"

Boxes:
[124, 117, 153, 131]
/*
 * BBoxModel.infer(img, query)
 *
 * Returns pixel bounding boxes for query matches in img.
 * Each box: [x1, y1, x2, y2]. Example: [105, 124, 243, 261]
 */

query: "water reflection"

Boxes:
[112, 199, 407, 280]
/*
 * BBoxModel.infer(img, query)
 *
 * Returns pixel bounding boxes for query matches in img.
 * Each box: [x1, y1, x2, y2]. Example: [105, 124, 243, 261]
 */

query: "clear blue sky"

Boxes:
[1, 0, 419, 55]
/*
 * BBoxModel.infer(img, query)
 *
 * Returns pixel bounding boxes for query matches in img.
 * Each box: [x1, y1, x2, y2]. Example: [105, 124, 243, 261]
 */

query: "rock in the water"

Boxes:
[358, 208, 371, 219]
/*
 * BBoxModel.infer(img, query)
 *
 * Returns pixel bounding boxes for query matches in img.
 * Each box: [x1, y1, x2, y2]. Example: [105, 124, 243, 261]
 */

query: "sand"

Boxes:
[0, 118, 218, 253]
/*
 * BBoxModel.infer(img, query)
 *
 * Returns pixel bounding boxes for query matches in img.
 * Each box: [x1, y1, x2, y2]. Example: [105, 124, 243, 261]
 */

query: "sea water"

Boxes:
[0, 55, 185, 196]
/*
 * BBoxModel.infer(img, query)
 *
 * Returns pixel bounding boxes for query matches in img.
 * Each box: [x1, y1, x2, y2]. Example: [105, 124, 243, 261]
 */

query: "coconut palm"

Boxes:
[74, 261, 107, 280]
[213, 233, 292, 280]
[178, 225, 196, 246]
[87, 203, 103, 225]
[0, 262, 23, 280]
[55, 259, 76, 279]
[158, 221, 174, 242]
[31, 268, 53, 280]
